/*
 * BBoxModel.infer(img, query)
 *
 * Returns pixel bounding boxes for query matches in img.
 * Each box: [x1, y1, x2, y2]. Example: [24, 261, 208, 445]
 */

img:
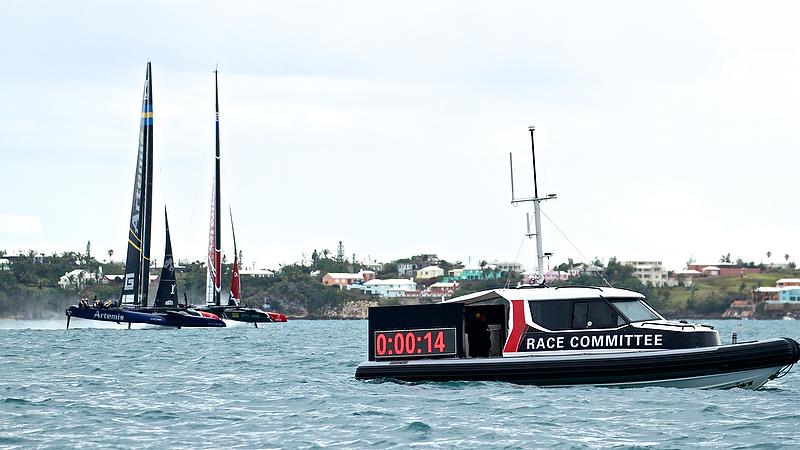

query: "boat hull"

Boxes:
[65, 306, 168, 326]
[65, 306, 226, 328]
[157, 310, 226, 328]
[355, 338, 800, 390]
[198, 306, 287, 323]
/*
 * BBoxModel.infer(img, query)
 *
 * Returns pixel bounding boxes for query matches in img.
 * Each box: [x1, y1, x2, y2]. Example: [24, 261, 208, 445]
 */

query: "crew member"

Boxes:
[466, 312, 492, 357]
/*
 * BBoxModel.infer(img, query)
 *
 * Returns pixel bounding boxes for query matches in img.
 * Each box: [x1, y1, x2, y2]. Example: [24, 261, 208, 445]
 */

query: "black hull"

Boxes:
[198, 306, 275, 323]
[355, 338, 800, 389]
[66, 306, 226, 328]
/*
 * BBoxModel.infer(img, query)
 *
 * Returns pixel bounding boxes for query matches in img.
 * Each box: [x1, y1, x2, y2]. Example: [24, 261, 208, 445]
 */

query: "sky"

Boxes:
[1, 1, 799, 272]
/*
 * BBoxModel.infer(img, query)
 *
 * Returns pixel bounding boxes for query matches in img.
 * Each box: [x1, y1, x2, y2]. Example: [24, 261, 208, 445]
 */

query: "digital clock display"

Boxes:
[373, 327, 457, 359]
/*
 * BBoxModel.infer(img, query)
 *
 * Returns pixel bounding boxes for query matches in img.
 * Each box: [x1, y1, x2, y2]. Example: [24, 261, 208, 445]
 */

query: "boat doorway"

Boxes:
[464, 304, 506, 357]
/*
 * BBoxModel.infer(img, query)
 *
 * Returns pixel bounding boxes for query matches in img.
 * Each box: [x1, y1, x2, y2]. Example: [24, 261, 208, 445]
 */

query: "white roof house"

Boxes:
[776, 278, 800, 287]
[325, 272, 364, 280]
[58, 269, 98, 289]
[364, 278, 417, 298]
[240, 267, 275, 277]
[416, 265, 444, 279]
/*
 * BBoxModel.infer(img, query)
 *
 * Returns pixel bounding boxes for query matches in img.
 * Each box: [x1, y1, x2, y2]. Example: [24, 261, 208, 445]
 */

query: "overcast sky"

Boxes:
[1, 1, 798, 272]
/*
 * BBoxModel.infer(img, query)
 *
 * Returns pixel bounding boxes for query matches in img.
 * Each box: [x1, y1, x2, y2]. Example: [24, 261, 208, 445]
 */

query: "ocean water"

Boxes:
[1, 318, 798, 449]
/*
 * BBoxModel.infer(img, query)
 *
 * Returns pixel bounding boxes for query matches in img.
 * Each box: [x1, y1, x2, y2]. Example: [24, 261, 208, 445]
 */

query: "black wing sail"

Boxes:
[206, 69, 222, 306]
[154, 208, 178, 308]
[120, 62, 153, 306]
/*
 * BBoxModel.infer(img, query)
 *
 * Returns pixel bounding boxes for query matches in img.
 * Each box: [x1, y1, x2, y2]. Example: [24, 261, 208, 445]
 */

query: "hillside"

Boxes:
[661, 272, 793, 317]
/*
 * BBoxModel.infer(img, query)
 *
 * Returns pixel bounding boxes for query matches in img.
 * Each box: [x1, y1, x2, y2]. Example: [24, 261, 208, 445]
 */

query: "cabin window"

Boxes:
[572, 301, 619, 329]
[528, 300, 573, 330]
[609, 299, 661, 322]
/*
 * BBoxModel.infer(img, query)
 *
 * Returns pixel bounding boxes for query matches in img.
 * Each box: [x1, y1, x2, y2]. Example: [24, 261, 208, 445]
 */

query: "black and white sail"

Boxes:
[153, 208, 178, 308]
[121, 62, 154, 306]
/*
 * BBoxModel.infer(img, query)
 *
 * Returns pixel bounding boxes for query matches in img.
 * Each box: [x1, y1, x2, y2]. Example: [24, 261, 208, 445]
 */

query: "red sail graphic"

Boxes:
[206, 185, 221, 305]
[229, 254, 241, 305]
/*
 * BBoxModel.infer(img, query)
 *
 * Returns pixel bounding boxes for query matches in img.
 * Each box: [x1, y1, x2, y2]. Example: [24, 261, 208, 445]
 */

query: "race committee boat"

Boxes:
[355, 127, 799, 389]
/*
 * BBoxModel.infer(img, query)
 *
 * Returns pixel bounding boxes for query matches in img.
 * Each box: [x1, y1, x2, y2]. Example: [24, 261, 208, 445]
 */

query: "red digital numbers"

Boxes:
[374, 328, 455, 359]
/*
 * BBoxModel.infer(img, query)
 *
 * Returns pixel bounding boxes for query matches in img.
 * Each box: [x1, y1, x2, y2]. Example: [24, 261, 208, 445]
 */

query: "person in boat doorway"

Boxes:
[467, 312, 491, 357]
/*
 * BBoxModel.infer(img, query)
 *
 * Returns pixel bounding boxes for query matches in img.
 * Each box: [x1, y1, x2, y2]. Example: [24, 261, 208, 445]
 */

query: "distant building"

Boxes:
[397, 262, 418, 277]
[359, 270, 377, 282]
[240, 267, 275, 278]
[448, 268, 463, 278]
[423, 281, 458, 298]
[101, 274, 157, 285]
[322, 272, 366, 289]
[58, 269, 97, 289]
[687, 263, 760, 277]
[362, 261, 384, 273]
[490, 261, 523, 273]
[621, 260, 668, 287]
[666, 269, 702, 287]
[460, 265, 484, 280]
[416, 265, 444, 280]
[363, 278, 418, 298]
[543, 270, 570, 283]
[755, 286, 781, 302]
[776, 278, 800, 288]
[778, 287, 800, 303]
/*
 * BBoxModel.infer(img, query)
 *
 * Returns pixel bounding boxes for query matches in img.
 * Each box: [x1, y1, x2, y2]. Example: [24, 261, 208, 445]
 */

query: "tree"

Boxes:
[107, 249, 114, 262]
[719, 253, 731, 264]
[86, 241, 91, 259]
[336, 241, 345, 263]
[311, 249, 319, 268]
[786, 254, 790, 264]
[767, 251, 772, 263]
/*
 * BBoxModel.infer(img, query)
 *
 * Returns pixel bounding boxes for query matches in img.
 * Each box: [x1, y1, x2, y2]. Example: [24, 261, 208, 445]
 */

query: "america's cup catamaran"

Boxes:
[66, 62, 224, 329]
[195, 69, 287, 326]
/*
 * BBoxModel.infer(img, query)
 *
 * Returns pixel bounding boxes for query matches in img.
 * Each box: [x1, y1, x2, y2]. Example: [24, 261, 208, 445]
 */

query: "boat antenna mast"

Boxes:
[509, 125, 556, 282]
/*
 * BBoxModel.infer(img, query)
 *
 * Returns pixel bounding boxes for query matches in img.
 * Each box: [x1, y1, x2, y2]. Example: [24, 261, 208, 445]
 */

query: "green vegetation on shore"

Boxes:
[1, 249, 797, 320]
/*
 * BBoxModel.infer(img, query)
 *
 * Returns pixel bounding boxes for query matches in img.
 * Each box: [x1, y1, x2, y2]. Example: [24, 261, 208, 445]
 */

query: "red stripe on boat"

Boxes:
[503, 299, 528, 353]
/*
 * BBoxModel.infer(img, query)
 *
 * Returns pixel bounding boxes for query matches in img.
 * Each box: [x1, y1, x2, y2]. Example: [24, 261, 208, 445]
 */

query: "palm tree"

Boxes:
[767, 251, 772, 264]
[107, 249, 114, 263]
[785, 254, 790, 264]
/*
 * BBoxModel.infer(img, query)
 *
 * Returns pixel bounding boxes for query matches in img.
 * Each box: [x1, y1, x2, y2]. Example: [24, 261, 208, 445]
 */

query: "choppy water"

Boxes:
[1, 318, 798, 449]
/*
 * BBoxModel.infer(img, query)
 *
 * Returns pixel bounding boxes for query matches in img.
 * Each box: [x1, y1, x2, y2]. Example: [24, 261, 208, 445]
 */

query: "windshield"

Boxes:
[609, 299, 661, 322]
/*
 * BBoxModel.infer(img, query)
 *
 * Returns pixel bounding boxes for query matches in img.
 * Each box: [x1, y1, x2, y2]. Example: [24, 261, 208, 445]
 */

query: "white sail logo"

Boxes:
[124, 273, 135, 289]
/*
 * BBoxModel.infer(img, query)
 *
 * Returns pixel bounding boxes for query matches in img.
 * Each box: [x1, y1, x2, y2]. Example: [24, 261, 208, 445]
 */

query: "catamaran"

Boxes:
[355, 127, 799, 389]
[65, 62, 224, 329]
[194, 69, 287, 326]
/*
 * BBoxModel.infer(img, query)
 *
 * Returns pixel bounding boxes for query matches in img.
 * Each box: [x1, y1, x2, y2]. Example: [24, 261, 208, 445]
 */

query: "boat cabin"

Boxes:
[365, 286, 720, 361]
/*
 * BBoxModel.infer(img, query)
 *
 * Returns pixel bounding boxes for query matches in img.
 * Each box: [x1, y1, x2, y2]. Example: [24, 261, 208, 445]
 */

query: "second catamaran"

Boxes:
[196, 69, 287, 326]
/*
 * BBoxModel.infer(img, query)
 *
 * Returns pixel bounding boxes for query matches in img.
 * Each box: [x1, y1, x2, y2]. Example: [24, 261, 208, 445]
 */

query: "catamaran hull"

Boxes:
[65, 306, 167, 326]
[198, 307, 288, 324]
[65, 306, 226, 328]
[355, 338, 799, 390]
[158, 310, 226, 327]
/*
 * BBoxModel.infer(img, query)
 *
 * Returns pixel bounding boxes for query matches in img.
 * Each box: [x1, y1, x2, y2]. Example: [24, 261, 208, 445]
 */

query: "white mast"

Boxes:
[509, 125, 556, 281]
